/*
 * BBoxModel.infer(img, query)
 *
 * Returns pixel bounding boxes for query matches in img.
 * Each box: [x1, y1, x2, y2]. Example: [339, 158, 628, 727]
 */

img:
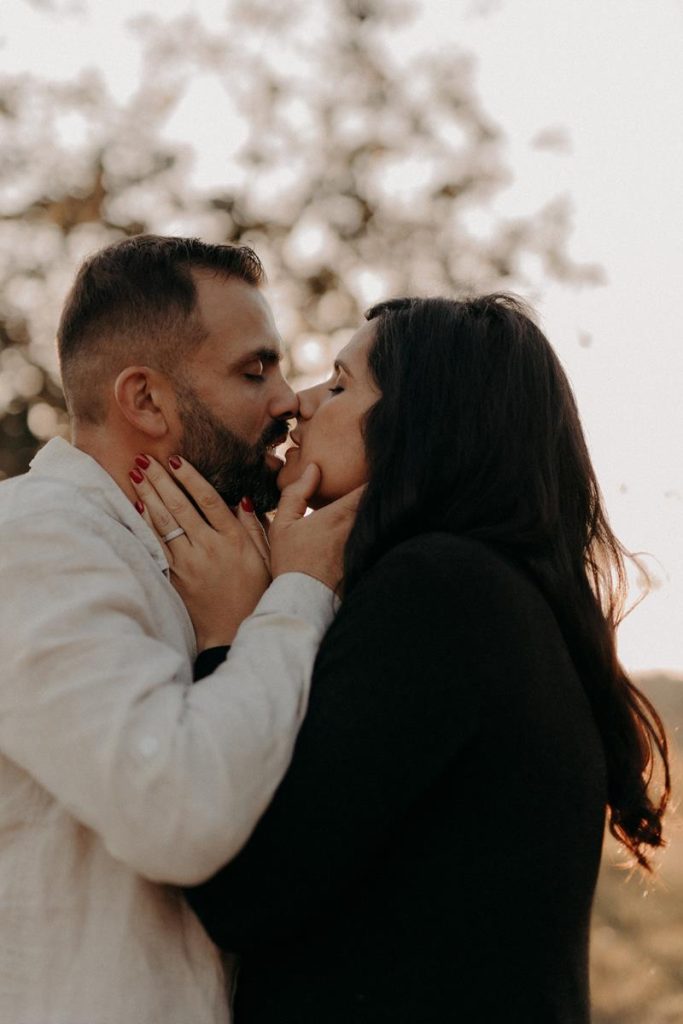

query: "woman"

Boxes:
[131, 294, 669, 1023]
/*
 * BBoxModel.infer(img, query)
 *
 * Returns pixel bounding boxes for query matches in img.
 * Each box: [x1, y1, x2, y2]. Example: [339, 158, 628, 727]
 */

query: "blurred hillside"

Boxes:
[0, 0, 599, 478]
[592, 673, 683, 1024]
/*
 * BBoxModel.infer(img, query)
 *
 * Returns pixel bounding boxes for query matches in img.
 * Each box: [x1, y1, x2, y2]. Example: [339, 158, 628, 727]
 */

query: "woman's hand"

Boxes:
[269, 465, 364, 592]
[129, 454, 271, 651]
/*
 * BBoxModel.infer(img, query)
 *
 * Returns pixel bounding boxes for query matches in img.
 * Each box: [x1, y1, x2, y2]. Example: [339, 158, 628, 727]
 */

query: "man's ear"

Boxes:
[113, 366, 175, 439]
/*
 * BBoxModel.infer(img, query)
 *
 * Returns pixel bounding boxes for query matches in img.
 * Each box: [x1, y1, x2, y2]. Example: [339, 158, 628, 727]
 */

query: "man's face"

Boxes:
[173, 274, 297, 514]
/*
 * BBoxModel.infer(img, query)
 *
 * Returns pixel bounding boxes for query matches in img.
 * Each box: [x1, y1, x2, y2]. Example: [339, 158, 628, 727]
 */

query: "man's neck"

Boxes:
[71, 425, 147, 504]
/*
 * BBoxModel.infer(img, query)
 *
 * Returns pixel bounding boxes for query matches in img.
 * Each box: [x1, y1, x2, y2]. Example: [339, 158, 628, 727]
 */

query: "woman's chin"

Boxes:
[277, 447, 312, 492]
[265, 450, 285, 471]
[276, 460, 297, 492]
[300, 486, 340, 511]
[277, 458, 334, 509]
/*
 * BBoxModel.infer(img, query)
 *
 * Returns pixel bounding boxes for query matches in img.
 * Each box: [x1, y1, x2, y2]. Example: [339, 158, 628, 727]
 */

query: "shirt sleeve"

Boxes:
[0, 510, 336, 886]
[185, 536, 495, 950]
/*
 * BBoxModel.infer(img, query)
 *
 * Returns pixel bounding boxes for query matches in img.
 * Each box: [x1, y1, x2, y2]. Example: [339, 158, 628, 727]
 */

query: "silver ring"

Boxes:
[161, 527, 186, 543]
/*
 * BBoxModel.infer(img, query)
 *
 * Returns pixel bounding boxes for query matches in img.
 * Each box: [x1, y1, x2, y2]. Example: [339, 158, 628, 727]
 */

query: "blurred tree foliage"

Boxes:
[0, 0, 600, 478]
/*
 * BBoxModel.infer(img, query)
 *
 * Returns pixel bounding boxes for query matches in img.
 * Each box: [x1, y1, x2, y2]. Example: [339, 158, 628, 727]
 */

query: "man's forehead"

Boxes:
[193, 272, 270, 323]
[193, 272, 282, 354]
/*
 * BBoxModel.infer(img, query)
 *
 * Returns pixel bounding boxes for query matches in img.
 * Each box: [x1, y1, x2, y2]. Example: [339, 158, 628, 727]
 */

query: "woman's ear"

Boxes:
[113, 366, 174, 439]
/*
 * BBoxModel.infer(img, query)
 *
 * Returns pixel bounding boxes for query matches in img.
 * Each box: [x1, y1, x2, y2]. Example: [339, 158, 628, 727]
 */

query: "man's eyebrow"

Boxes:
[334, 358, 353, 377]
[234, 347, 282, 369]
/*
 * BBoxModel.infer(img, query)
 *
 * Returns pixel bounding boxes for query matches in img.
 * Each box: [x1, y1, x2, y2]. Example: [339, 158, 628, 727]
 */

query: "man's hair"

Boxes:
[57, 234, 264, 423]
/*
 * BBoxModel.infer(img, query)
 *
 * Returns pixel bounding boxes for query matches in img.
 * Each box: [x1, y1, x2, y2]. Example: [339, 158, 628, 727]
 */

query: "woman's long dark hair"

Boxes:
[344, 293, 669, 870]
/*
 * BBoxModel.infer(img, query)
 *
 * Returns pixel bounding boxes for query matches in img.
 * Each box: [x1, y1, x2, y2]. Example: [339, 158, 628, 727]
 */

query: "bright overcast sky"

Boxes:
[2, 0, 682, 674]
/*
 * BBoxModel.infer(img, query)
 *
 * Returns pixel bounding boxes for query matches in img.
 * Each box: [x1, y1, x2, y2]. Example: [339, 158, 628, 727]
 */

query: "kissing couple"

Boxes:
[0, 234, 669, 1024]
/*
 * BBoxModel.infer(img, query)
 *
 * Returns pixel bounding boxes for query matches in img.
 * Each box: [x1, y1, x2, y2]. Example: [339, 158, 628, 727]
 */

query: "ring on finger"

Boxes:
[162, 527, 186, 543]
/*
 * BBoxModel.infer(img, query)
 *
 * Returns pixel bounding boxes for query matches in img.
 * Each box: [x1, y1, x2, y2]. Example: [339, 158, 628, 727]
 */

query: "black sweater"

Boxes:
[189, 534, 607, 1024]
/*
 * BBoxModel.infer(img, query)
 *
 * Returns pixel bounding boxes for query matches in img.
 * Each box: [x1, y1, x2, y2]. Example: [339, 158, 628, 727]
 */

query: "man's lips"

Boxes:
[263, 430, 291, 469]
[264, 431, 290, 453]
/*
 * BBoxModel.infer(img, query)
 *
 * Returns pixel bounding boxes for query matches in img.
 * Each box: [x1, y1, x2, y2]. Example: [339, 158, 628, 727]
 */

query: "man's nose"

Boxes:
[269, 376, 299, 421]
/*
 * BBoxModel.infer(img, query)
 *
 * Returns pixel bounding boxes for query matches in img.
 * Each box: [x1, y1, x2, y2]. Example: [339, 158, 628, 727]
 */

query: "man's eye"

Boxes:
[244, 359, 265, 381]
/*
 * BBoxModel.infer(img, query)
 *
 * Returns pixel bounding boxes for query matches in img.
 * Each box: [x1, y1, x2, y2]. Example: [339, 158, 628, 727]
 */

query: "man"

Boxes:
[0, 235, 353, 1023]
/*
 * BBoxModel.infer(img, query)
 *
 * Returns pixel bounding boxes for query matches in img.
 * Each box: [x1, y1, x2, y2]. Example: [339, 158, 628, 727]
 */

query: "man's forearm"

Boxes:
[0, 513, 336, 887]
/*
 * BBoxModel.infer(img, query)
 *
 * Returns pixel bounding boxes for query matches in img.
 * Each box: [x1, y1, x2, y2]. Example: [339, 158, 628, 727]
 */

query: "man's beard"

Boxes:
[175, 383, 286, 515]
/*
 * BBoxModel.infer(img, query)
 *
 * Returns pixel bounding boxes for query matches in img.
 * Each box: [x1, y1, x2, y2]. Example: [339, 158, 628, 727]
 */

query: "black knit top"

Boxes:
[189, 533, 607, 1024]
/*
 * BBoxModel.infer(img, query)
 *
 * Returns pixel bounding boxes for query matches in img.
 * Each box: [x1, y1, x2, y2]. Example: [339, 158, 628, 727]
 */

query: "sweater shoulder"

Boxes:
[349, 533, 556, 645]
[367, 532, 527, 597]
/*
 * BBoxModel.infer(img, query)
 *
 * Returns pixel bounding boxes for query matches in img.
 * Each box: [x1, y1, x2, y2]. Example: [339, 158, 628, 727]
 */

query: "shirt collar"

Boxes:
[30, 437, 170, 575]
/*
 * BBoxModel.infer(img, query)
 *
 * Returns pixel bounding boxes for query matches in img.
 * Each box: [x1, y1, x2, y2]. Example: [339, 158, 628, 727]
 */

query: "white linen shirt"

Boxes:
[0, 437, 336, 1024]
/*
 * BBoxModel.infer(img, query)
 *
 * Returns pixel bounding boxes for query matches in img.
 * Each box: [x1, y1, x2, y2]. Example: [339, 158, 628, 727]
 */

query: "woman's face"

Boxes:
[278, 321, 380, 508]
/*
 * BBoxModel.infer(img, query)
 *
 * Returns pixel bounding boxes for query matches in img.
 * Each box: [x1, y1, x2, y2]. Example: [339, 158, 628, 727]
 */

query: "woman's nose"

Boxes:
[296, 380, 326, 420]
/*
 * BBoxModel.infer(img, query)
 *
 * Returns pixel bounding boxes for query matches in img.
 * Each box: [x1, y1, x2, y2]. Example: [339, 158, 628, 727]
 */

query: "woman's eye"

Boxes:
[328, 385, 344, 395]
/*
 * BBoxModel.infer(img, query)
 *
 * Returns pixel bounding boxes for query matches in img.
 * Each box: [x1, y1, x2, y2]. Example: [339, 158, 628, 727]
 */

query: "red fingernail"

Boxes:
[169, 456, 182, 470]
[240, 496, 255, 513]
[129, 468, 144, 484]
[135, 454, 150, 470]
[135, 500, 145, 515]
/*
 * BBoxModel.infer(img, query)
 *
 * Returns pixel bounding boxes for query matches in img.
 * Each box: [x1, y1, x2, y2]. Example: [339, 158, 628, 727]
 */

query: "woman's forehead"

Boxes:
[337, 320, 377, 368]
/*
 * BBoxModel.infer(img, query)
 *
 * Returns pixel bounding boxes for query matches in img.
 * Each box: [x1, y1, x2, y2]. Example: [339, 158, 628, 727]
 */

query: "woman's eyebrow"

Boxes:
[334, 358, 353, 377]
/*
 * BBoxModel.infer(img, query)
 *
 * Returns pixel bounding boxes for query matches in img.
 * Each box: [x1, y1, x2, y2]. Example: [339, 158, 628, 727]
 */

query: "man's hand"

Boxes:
[269, 464, 363, 593]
